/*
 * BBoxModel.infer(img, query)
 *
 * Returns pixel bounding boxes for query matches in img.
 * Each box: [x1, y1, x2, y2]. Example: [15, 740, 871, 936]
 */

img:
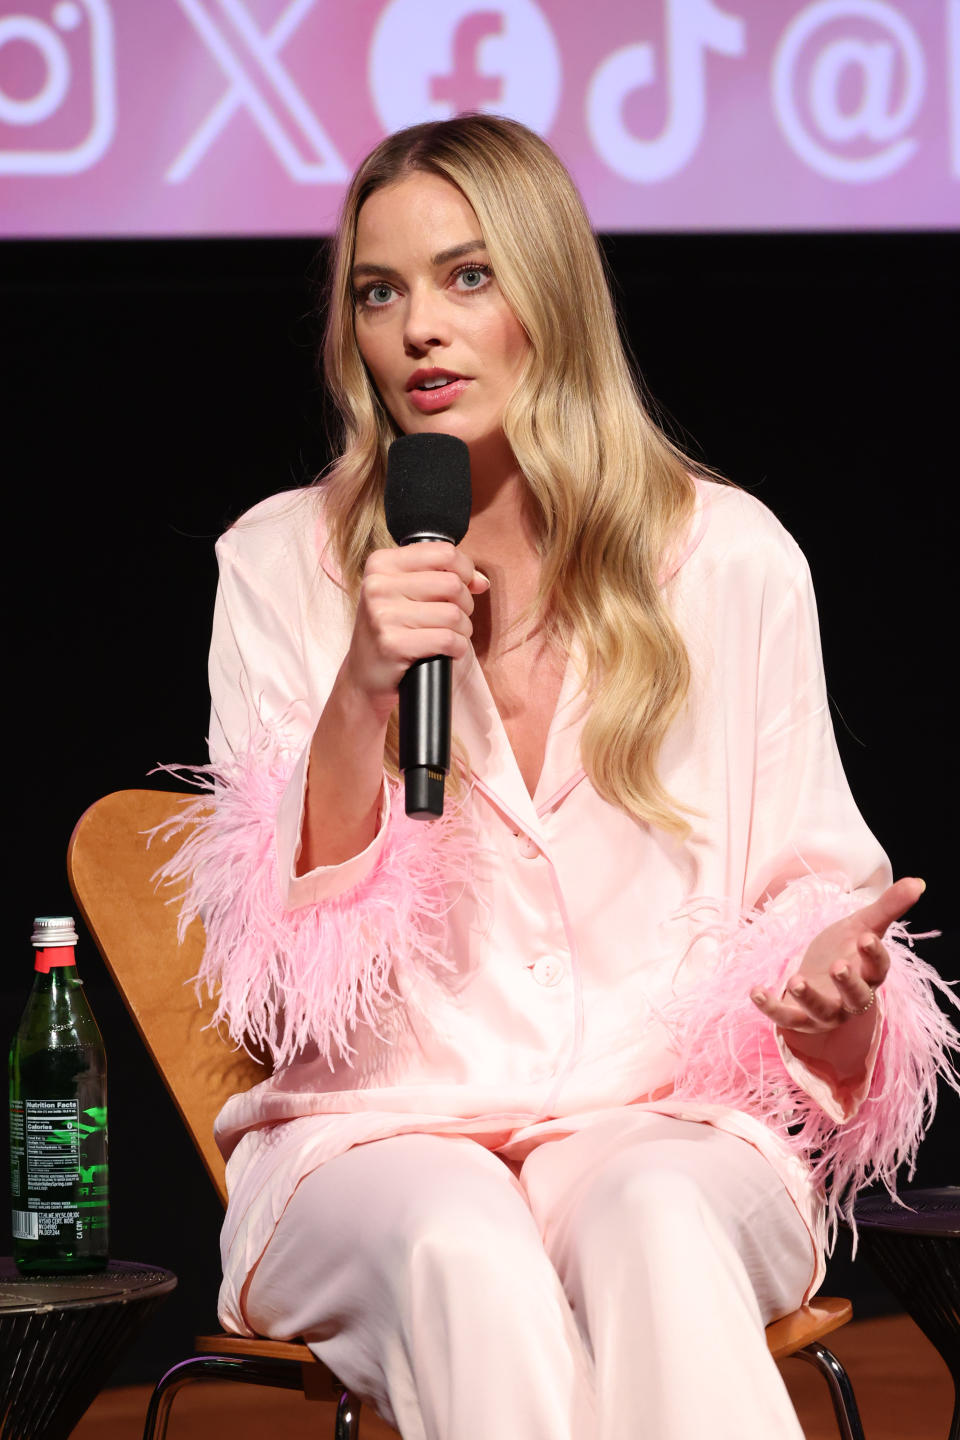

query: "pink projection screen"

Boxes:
[1, 0, 958, 237]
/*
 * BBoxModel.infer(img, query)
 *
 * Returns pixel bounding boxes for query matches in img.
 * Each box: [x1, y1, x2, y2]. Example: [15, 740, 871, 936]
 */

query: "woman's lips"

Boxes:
[406, 377, 472, 413]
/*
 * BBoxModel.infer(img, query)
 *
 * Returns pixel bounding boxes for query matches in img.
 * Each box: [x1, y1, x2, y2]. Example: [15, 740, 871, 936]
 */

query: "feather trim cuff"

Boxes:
[150, 736, 475, 1071]
[666, 875, 960, 1243]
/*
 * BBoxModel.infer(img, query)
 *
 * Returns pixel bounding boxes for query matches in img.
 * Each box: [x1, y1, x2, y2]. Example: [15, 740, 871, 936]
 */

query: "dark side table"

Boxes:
[853, 1187, 960, 1440]
[0, 1258, 176, 1439]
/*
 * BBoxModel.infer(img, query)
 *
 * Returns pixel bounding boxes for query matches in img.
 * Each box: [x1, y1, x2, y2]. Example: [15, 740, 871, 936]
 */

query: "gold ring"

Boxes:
[843, 989, 876, 1017]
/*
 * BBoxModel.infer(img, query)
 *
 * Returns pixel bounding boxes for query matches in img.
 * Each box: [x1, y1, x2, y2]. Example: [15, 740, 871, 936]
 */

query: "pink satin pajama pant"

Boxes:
[244, 1110, 816, 1439]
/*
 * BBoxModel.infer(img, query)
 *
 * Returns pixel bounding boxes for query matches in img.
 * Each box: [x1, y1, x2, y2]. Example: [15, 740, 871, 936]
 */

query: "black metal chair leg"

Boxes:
[142, 1357, 206, 1440]
[141, 1354, 307, 1440]
[335, 1387, 362, 1439]
[791, 1341, 867, 1440]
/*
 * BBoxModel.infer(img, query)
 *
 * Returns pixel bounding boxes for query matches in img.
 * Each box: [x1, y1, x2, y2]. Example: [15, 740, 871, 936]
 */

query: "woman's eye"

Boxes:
[358, 282, 397, 308]
[453, 265, 492, 292]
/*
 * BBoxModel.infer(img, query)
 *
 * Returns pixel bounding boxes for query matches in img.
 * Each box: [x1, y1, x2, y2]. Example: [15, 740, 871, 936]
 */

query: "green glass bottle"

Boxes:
[9, 916, 108, 1274]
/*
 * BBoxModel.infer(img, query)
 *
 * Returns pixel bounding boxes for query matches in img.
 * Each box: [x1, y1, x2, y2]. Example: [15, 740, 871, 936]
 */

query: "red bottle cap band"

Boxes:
[35, 947, 77, 972]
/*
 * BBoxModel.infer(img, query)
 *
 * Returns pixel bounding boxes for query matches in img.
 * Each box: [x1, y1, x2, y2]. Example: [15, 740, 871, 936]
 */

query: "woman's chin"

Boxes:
[387, 407, 513, 469]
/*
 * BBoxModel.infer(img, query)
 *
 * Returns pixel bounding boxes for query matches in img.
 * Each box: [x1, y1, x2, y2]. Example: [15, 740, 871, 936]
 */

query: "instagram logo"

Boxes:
[0, 0, 115, 174]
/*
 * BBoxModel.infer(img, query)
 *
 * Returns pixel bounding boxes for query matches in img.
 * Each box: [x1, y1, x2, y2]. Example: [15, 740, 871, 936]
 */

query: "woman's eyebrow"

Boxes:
[431, 239, 487, 266]
[352, 261, 402, 282]
[352, 240, 487, 284]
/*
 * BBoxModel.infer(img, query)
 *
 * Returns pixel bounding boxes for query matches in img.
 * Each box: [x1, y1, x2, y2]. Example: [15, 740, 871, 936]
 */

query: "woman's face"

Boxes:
[352, 172, 530, 450]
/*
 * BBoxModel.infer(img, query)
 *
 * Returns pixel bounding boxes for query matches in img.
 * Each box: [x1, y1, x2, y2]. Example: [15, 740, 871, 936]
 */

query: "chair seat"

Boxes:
[764, 1297, 852, 1360]
[198, 1294, 854, 1369]
[194, 1333, 346, 1406]
[196, 1335, 317, 1364]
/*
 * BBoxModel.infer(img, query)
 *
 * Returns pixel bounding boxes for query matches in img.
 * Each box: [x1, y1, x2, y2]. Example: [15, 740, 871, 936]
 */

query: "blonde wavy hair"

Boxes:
[319, 115, 708, 837]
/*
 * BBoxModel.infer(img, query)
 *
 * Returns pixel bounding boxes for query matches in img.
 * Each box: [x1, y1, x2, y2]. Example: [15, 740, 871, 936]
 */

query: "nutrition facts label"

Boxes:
[13, 1099, 84, 1238]
[24, 1099, 81, 1190]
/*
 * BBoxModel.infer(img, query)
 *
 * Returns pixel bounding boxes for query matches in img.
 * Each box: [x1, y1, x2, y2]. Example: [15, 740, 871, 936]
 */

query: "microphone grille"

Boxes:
[385, 433, 472, 546]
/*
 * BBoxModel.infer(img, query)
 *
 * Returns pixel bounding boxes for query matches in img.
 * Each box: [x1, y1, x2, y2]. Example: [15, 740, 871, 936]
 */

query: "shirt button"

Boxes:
[531, 957, 564, 987]
[516, 833, 540, 859]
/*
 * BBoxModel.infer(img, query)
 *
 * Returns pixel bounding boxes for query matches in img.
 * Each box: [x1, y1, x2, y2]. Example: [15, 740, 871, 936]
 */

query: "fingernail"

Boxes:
[791, 981, 806, 997]
[915, 878, 926, 894]
[752, 991, 766, 1006]
[474, 569, 490, 589]
[836, 965, 848, 979]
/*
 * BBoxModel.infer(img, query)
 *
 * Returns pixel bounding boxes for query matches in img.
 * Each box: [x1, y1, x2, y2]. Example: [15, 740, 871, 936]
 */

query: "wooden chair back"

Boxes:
[67, 788, 266, 1207]
[66, 792, 865, 1440]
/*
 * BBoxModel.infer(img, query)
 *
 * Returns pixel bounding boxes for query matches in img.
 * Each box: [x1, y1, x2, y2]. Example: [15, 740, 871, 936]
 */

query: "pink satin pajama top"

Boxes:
[178, 477, 947, 1337]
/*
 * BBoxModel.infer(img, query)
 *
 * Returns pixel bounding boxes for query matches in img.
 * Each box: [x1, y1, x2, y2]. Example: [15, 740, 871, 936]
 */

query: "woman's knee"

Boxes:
[540, 1132, 811, 1327]
[285, 1134, 557, 1315]
[574, 1151, 713, 1243]
[393, 1176, 563, 1320]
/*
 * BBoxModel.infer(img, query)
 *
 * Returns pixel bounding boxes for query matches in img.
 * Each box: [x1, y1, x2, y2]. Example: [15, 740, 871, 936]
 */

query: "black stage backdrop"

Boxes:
[3, 232, 957, 1384]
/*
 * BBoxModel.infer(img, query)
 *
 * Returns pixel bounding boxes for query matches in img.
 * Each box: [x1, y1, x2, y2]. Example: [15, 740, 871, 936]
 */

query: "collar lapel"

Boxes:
[452, 645, 543, 834]
[533, 644, 588, 816]
[452, 644, 589, 837]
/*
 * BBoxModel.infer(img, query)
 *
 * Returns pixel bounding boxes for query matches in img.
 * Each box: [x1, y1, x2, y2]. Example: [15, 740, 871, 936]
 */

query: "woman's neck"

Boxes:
[464, 449, 543, 663]
[465, 433, 536, 559]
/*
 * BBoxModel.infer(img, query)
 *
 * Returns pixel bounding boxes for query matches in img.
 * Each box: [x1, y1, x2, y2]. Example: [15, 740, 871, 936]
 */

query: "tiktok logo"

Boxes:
[587, 0, 746, 183]
[369, 0, 561, 136]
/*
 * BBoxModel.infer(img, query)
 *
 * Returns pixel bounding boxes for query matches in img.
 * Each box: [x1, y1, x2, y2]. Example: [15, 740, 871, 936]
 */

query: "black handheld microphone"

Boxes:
[384, 433, 472, 819]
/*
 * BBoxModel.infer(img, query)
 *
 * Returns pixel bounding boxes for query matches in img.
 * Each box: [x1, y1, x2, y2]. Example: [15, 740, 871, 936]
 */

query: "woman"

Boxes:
[166, 116, 957, 1439]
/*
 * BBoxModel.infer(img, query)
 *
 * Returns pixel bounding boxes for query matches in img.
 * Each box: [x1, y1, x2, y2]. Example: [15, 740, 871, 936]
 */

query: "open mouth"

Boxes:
[407, 369, 465, 392]
[406, 371, 471, 410]
[418, 373, 459, 391]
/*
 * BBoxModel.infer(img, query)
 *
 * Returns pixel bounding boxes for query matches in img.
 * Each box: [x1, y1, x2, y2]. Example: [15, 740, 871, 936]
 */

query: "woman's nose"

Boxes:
[403, 285, 449, 353]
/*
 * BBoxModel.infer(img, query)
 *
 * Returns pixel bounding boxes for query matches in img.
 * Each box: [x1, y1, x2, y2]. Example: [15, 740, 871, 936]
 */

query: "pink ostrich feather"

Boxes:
[149, 736, 476, 1071]
[665, 875, 960, 1243]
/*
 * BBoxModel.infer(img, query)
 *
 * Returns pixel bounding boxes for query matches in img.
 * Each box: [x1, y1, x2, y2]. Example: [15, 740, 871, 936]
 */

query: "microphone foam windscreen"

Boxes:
[384, 433, 472, 546]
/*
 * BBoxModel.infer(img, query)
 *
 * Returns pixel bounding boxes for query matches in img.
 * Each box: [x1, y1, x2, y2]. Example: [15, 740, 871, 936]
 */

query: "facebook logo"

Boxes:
[369, 0, 561, 137]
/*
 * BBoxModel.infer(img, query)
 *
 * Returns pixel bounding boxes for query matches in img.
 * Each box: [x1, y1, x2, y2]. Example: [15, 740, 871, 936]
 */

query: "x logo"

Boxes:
[167, 0, 348, 183]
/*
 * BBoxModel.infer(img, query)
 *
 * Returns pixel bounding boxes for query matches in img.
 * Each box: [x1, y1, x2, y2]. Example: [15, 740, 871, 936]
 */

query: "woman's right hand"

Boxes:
[341, 542, 490, 720]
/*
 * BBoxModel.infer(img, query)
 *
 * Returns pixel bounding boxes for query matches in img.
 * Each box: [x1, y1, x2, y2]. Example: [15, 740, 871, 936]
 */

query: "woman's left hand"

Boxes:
[751, 876, 925, 1036]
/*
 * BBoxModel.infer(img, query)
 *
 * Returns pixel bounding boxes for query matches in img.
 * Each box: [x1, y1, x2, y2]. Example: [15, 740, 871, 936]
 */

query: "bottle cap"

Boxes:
[31, 916, 79, 947]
